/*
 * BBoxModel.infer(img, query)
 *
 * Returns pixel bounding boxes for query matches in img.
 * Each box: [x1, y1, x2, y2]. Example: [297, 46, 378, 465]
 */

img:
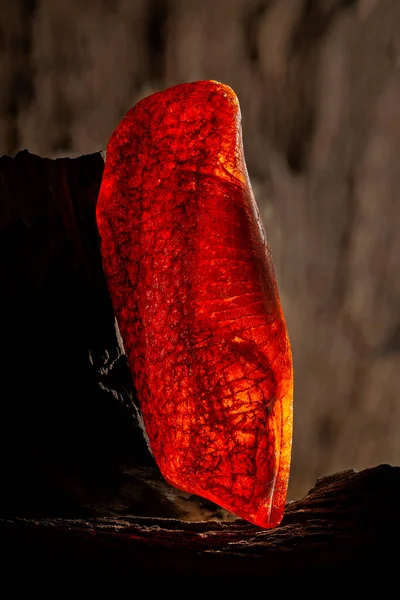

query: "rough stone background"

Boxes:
[1, 0, 399, 500]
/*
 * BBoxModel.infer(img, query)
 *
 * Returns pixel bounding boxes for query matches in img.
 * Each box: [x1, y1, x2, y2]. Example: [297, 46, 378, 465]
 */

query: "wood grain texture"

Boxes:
[1, 465, 398, 583]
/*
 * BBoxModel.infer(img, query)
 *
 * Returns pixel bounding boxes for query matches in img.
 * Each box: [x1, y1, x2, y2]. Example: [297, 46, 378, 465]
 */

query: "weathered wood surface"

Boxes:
[1, 465, 398, 581]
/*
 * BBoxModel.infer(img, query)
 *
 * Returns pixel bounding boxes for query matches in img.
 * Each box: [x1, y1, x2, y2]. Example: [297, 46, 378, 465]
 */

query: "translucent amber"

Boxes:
[96, 80, 293, 528]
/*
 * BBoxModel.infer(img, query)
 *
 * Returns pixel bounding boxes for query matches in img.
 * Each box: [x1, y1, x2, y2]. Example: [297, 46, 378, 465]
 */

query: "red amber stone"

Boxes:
[96, 80, 293, 528]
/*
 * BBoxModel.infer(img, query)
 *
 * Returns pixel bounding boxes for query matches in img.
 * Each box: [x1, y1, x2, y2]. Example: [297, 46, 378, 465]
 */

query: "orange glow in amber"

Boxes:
[96, 80, 293, 528]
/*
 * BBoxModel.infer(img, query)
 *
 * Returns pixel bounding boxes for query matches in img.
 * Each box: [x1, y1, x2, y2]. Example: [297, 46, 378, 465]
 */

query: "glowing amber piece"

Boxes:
[96, 80, 293, 528]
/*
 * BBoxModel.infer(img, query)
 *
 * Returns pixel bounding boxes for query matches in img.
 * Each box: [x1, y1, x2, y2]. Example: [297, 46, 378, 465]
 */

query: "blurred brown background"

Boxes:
[1, 0, 399, 500]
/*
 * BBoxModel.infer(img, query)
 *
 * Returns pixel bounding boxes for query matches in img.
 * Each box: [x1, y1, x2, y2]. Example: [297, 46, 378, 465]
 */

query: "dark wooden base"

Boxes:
[1, 464, 399, 583]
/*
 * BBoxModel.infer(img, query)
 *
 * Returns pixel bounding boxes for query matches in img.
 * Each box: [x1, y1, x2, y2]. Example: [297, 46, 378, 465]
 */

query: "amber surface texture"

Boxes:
[96, 80, 293, 528]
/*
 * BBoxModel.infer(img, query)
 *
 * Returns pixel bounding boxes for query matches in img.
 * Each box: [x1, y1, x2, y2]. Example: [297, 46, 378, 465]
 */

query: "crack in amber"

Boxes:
[96, 80, 293, 528]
